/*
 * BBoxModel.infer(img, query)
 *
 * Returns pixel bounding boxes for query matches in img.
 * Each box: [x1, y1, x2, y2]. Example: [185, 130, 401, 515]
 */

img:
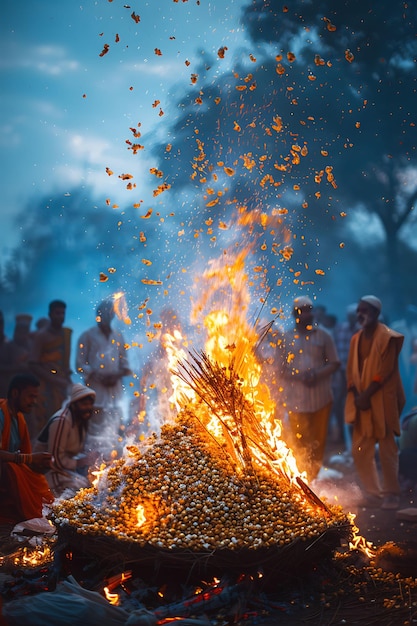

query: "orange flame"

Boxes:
[347, 512, 376, 558]
[136, 504, 146, 527]
[113, 291, 131, 324]
[91, 462, 107, 489]
[0, 545, 53, 568]
[164, 328, 195, 410]
[103, 586, 119, 605]
[167, 250, 306, 489]
[132, 497, 159, 530]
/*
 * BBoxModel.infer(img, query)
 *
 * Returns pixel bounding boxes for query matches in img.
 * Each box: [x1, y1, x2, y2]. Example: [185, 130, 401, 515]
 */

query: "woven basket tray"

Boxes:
[55, 521, 352, 585]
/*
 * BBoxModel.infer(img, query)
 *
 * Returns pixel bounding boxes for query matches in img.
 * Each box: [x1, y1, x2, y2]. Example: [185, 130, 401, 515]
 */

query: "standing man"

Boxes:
[29, 300, 73, 435]
[279, 296, 340, 481]
[333, 304, 359, 451]
[345, 295, 405, 510]
[392, 305, 417, 412]
[9, 314, 34, 376]
[0, 374, 53, 526]
[0, 310, 12, 399]
[76, 299, 131, 443]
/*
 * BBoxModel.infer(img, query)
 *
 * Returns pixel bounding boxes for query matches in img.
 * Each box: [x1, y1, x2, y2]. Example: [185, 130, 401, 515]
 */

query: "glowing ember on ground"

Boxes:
[347, 512, 377, 559]
[0, 544, 54, 569]
[103, 586, 119, 605]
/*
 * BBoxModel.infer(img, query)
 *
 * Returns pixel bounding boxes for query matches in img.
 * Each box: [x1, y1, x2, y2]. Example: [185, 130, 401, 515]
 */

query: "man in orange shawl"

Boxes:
[0, 374, 53, 526]
[345, 295, 405, 510]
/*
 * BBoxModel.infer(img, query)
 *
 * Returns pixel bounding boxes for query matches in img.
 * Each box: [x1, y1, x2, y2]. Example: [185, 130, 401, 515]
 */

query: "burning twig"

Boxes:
[296, 476, 331, 514]
[175, 350, 256, 476]
[150, 578, 247, 622]
[174, 349, 329, 512]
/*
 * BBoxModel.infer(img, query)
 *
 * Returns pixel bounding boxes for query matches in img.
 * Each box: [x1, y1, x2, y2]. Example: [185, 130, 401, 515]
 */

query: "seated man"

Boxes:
[0, 374, 53, 526]
[34, 383, 98, 497]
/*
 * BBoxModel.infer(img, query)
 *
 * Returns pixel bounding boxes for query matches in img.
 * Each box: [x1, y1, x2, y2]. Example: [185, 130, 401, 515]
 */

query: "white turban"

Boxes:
[293, 296, 313, 308]
[360, 295, 382, 313]
[70, 383, 96, 404]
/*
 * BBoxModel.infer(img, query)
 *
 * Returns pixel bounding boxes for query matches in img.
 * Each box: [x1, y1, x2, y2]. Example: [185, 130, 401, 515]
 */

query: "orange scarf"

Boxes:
[0, 399, 53, 523]
[0, 398, 31, 453]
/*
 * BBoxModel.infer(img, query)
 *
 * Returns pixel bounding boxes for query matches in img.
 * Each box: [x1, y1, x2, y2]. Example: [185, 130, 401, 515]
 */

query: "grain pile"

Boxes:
[51, 409, 350, 554]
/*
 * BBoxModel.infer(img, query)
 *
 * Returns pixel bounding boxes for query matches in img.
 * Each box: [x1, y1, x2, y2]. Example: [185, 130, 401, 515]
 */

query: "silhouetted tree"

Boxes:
[243, 0, 417, 313]
[151, 0, 417, 316]
[1, 187, 194, 332]
[3, 1, 417, 323]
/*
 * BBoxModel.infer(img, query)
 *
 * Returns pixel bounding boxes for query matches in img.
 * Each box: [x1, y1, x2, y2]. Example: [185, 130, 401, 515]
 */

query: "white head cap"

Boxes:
[360, 295, 382, 313]
[293, 296, 313, 308]
[70, 383, 96, 404]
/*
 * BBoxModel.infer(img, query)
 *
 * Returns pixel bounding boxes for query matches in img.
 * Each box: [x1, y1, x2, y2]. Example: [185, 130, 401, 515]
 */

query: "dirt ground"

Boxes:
[254, 440, 417, 626]
[2, 440, 417, 626]
[318, 440, 417, 547]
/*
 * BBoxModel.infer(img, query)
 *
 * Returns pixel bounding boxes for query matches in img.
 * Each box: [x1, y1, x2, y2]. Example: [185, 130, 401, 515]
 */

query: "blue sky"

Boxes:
[1, 0, 248, 255]
[3, 0, 415, 330]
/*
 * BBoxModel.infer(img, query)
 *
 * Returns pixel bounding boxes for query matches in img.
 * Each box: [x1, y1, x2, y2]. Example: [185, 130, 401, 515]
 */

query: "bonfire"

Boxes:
[51, 252, 351, 580]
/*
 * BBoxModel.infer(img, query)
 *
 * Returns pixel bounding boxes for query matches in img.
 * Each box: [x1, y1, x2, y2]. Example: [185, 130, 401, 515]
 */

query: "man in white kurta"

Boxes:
[76, 299, 131, 445]
[279, 296, 340, 480]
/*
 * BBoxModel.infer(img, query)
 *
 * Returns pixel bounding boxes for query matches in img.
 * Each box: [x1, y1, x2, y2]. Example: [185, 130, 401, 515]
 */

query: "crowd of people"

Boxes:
[274, 294, 417, 510]
[0, 298, 132, 531]
[1, 293, 417, 533]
